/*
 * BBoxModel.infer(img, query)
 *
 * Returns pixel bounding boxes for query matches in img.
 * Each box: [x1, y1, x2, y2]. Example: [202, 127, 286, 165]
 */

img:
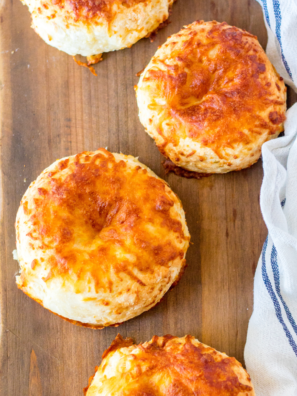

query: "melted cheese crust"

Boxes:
[85, 334, 256, 395]
[136, 20, 287, 174]
[15, 149, 190, 327]
[21, 0, 174, 56]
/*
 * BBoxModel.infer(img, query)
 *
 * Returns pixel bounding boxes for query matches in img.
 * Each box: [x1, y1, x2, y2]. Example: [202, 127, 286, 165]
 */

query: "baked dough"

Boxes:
[85, 334, 256, 395]
[21, 0, 174, 57]
[136, 20, 287, 174]
[15, 149, 190, 327]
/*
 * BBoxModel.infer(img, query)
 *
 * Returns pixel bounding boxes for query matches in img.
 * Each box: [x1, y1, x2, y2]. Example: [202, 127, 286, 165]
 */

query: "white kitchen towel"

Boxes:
[244, 1, 297, 395]
[256, 0, 297, 90]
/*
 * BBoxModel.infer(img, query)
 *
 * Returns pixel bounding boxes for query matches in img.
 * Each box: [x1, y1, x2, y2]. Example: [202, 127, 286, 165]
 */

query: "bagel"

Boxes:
[15, 149, 190, 327]
[85, 334, 256, 395]
[21, 0, 174, 57]
[136, 20, 287, 174]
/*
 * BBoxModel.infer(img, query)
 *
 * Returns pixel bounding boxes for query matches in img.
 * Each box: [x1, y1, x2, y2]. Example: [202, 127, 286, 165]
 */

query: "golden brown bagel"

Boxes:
[136, 20, 287, 174]
[21, 0, 174, 57]
[15, 149, 190, 327]
[85, 334, 256, 395]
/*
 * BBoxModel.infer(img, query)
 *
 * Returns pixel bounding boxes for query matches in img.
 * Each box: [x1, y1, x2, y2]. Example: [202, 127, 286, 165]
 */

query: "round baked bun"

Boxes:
[15, 149, 190, 328]
[136, 20, 287, 174]
[84, 334, 256, 395]
[21, 0, 174, 57]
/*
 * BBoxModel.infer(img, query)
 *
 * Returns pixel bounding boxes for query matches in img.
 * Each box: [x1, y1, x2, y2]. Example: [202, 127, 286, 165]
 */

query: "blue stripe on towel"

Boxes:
[262, 238, 297, 356]
[271, 245, 297, 336]
[272, 0, 293, 79]
[259, 0, 271, 27]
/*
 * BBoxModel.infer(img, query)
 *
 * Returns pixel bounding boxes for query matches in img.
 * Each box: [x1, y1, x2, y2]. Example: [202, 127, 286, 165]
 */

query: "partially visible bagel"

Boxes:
[21, 0, 174, 56]
[85, 334, 256, 395]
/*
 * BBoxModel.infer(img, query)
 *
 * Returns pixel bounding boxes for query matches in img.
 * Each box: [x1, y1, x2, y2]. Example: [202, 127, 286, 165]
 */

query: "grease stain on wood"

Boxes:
[29, 350, 43, 396]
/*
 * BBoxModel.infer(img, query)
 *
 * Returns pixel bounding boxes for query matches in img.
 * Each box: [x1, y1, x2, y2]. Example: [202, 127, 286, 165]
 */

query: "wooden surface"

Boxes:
[0, 0, 296, 394]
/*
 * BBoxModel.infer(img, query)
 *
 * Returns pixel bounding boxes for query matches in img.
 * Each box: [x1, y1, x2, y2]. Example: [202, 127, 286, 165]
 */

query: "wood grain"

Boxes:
[0, 0, 295, 395]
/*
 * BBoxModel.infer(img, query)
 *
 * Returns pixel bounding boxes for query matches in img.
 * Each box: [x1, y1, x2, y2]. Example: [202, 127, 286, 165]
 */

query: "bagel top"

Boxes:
[22, 0, 174, 56]
[15, 149, 190, 327]
[85, 334, 256, 395]
[136, 20, 287, 174]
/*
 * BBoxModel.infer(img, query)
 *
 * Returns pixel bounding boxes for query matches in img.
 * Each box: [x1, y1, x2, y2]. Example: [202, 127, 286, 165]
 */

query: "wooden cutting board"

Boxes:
[1, 0, 296, 394]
